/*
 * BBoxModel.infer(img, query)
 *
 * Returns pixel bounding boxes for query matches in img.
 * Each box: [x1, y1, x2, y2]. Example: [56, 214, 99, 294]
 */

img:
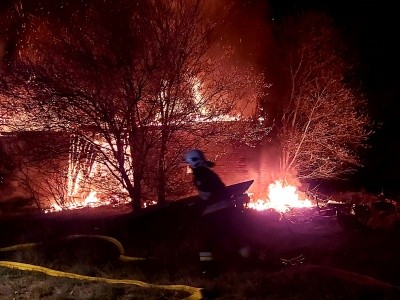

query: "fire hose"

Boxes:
[305, 264, 400, 293]
[280, 255, 400, 293]
[0, 235, 203, 300]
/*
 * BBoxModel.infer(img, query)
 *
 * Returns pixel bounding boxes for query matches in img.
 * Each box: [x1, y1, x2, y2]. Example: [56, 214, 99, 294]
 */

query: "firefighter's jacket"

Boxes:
[191, 166, 231, 215]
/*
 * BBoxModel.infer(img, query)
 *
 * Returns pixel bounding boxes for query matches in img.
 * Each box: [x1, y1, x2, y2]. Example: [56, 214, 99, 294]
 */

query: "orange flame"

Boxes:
[247, 180, 313, 213]
[44, 190, 112, 213]
[83, 191, 100, 207]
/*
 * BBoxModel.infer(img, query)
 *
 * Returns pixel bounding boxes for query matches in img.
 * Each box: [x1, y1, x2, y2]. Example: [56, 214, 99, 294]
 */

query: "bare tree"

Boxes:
[271, 11, 372, 181]
[144, 6, 268, 202]
[1, 0, 268, 210]
[0, 131, 72, 212]
[0, 134, 16, 193]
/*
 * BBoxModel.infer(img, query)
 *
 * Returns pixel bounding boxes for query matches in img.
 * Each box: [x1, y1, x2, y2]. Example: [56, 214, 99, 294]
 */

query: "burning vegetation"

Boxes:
[247, 179, 312, 213]
[0, 0, 270, 213]
[0, 2, 395, 300]
[42, 178, 314, 214]
[0, 0, 372, 215]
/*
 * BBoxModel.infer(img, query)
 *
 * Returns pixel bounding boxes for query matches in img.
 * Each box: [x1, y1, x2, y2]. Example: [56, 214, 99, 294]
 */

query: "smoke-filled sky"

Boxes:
[230, 0, 399, 193]
[211, 0, 400, 194]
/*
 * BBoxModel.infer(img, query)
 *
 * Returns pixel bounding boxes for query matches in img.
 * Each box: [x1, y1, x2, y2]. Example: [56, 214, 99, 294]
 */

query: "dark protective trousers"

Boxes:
[198, 206, 243, 275]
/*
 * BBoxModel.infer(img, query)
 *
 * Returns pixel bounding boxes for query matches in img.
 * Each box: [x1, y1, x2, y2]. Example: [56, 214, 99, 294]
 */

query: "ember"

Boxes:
[247, 180, 313, 213]
[43, 191, 127, 214]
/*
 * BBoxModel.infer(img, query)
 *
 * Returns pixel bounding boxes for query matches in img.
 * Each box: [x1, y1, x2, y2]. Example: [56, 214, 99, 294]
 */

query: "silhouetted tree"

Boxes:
[271, 11, 372, 180]
[0, 0, 268, 210]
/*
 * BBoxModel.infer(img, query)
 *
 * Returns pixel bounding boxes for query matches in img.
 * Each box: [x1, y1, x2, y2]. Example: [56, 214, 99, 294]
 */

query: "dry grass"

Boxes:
[0, 269, 188, 299]
[2, 202, 400, 299]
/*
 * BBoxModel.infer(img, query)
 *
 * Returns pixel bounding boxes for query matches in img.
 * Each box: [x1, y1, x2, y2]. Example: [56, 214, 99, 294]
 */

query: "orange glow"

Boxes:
[45, 202, 63, 213]
[44, 191, 106, 213]
[247, 180, 313, 213]
[83, 191, 100, 207]
[41, 77, 248, 214]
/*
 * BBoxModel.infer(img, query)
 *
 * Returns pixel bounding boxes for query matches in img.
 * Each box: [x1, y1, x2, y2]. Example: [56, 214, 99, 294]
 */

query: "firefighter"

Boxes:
[184, 149, 234, 278]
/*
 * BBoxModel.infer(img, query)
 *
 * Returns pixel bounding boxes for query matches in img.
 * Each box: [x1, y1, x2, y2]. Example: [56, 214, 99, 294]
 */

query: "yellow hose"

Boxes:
[0, 235, 203, 300]
[119, 255, 151, 261]
[0, 235, 156, 262]
[50, 234, 126, 256]
[0, 261, 202, 300]
[0, 243, 41, 252]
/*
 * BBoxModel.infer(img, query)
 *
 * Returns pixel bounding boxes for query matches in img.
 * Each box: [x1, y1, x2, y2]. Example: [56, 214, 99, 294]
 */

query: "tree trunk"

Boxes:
[157, 130, 168, 204]
[128, 125, 143, 212]
[131, 176, 142, 211]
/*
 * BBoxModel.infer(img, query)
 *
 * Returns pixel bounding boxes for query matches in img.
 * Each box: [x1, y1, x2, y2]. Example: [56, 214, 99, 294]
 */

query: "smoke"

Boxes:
[0, 0, 279, 114]
[0, 0, 277, 79]
[205, 0, 274, 69]
[204, 0, 284, 120]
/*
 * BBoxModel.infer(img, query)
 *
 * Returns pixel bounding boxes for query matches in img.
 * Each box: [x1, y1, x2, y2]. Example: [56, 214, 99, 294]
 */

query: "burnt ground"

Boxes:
[1, 197, 400, 299]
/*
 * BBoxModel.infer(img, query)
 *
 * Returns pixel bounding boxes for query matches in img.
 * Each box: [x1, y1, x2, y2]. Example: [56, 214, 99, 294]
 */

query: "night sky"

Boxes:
[226, 0, 399, 195]
[258, 0, 400, 195]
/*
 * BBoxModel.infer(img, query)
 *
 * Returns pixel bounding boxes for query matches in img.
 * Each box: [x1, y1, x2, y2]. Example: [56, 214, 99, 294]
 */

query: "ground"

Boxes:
[1, 195, 400, 299]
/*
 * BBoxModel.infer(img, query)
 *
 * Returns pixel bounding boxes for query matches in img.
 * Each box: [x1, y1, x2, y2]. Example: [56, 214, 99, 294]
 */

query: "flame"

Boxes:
[44, 191, 120, 213]
[143, 200, 158, 208]
[83, 191, 99, 206]
[247, 180, 313, 213]
[42, 77, 247, 214]
[45, 202, 63, 213]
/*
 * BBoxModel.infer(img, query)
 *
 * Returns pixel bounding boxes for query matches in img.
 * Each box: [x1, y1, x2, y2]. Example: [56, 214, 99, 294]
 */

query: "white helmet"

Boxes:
[184, 149, 206, 168]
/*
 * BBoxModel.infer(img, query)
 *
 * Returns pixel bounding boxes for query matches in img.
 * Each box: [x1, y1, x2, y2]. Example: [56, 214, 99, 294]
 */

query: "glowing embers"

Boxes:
[247, 180, 313, 213]
[83, 191, 100, 207]
[43, 191, 129, 214]
[44, 191, 103, 213]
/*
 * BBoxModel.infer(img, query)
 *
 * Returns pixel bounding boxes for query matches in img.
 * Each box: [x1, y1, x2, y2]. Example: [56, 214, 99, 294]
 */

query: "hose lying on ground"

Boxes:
[0, 235, 203, 300]
[0, 234, 153, 261]
[0, 261, 202, 300]
[304, 264, 400, 293]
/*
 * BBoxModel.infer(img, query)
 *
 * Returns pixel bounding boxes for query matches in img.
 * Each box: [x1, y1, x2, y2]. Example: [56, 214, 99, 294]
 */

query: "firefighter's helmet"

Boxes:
[184, 149, 206, 168]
